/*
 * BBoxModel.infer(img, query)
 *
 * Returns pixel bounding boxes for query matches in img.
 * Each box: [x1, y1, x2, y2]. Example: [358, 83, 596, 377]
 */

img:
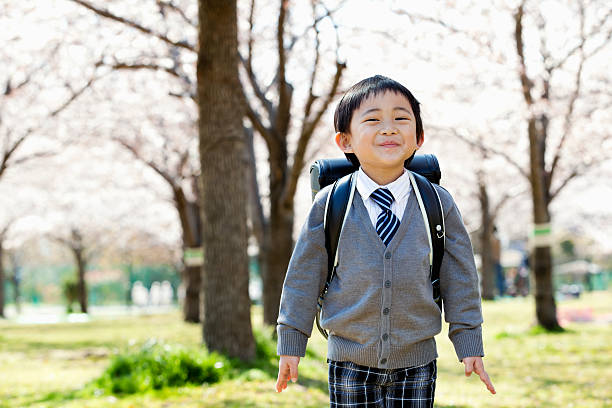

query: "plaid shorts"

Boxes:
[328, 359, 437, 408]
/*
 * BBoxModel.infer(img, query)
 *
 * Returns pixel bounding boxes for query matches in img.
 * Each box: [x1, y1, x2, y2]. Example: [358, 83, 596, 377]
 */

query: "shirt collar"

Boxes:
[356, 167, 411, 203]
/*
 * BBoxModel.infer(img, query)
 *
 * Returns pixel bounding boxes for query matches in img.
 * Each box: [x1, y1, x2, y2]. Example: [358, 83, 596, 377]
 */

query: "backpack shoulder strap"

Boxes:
[316, 172, 356, 339]
[409, 171, 445, 311]
[324, 172, 356, 274]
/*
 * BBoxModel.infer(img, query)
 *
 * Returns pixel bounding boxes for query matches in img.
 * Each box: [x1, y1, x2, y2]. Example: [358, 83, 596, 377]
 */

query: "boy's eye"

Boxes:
[364, 118, 379, 122]
[396, 117, 410, 120]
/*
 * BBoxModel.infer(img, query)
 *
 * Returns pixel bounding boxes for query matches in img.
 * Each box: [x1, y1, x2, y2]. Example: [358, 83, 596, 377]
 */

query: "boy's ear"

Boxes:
[335, 132, 353, 153]
[416, 132, 425, 149]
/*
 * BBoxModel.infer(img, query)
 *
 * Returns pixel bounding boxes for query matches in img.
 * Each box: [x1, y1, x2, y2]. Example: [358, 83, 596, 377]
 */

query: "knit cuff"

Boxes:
[276, 326, 308, 357]
[450, 326, 484, 362]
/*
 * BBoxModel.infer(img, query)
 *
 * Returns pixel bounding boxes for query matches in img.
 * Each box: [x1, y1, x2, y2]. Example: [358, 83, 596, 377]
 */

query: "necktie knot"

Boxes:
[370, 188, 395, 212]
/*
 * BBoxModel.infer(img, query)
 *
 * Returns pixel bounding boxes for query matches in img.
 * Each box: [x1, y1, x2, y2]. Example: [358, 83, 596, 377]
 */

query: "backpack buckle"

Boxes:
[436, 224, 444, 239]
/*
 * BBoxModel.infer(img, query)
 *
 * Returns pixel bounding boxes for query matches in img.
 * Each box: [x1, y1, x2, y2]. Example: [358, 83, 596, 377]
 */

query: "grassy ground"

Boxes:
[0, 290, 610, 407]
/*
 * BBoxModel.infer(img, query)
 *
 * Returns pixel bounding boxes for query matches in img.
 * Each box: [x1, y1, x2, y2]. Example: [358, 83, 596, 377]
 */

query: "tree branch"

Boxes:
[243, 90, 274, 151]
[492, 186, 528, 220]
[290, 0, 347, 171]
[113, 136, 177, 188]
[0, 133, 27, 178]
[1, 65, 100, 178]
[548, 3, 586, 190]
[434, 126, 529, 180]
[285, 57, 346, 208]
[239, 0, 274, 118]
[239, 54, 273, 118]
[8, 150, 57, 167]
[103, 60, 181, 78]
[50, 72, 101, 117]
[393, 9, 505, 64]
[515, 1, 534, 107]
[549, 155, 609, 201]
[68, 0, 196, 52]
[155, 0, 197, 27]
[274, 0, 292, 137]
[303, 2, 322, 123]
[548, 7, 612, 71]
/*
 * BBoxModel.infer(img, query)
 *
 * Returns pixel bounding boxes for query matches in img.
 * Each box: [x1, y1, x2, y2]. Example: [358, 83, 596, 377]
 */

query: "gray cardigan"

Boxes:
[276, 180, 484, 369]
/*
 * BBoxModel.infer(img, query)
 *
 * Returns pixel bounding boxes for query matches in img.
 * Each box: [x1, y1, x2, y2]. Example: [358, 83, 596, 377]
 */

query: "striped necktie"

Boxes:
[370, 188, 400, 247]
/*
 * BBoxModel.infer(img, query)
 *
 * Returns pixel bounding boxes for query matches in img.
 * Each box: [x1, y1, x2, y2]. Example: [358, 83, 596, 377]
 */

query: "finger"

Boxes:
[464, 359, 474, 377]
[474, 364, 495, 394]
[479, 371, 496, 394]
[277, 373, 288, 392]
[473, 362, 496, 395]
[276, 374, 287, 393]
[289, 361, 299, 383]
[276, 364, 289, 393]
[276, 376, 286, 393]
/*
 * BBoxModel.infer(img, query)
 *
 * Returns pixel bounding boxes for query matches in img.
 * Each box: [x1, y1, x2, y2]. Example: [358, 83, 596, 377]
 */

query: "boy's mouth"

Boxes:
[380, 142, 400, 147]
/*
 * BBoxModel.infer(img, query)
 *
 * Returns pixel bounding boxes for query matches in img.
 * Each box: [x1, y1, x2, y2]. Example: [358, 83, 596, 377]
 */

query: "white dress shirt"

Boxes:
[355, 167, 412, 228]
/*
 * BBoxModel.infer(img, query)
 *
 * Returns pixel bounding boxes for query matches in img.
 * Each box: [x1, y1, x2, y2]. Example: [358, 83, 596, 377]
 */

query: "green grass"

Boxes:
[0, 291, 611, 407]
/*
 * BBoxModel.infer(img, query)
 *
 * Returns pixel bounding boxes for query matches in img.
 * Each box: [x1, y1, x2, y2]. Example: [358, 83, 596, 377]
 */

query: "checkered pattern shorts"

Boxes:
[328, 359, 437, 407]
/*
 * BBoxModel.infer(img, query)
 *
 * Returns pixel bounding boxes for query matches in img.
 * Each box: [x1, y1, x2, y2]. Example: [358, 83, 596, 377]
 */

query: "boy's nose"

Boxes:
[380, 127, 398, 135]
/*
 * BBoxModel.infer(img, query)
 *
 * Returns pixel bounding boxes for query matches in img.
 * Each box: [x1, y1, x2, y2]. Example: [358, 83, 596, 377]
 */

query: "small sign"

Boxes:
[530, 223, 552, 248]
[184, 247, 204, 267]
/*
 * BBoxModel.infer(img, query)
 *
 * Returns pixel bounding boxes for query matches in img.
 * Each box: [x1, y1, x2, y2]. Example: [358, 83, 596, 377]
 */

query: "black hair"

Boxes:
[333, 75, 424, 168]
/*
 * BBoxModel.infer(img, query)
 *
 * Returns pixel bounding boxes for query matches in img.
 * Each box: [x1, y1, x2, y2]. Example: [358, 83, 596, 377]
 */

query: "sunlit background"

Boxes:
[1, 0, 611, 407]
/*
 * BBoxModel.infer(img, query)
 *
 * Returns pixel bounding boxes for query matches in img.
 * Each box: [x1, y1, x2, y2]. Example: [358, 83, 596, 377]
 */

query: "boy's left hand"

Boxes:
[462, 356, 496, 394]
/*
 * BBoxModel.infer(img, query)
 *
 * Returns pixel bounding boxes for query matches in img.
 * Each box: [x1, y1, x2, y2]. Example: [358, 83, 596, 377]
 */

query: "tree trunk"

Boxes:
[0, 242, 4, 318]
[261, 145, 294, 326]
[198, 0, 255, 360]
[11, 252, 21, 313]
[176, 189, 203, 323]
[262, 210, 294, 325]
[74, 248, 88, 314]
[478, 180, 496, 300]
[532, 245, 558, 326]
[183, 263, 201, 322]
[11, 270, 20, 314]
[528, 117, 561, 330]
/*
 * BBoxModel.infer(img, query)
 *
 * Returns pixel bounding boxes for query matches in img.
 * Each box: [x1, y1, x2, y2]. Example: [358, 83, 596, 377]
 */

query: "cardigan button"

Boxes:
[380, 358, 387, 364]
[385, 280, 391, 288]
[384, 252, 391, 259]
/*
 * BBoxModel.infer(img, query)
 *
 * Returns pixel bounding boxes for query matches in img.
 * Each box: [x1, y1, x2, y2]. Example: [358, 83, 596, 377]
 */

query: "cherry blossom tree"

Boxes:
[1, 133, 180, 315]
[393, 0, 612, 329]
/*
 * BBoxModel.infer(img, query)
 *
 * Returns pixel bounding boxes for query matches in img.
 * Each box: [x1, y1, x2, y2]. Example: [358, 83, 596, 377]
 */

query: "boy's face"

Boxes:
[335, 91, 424, 174]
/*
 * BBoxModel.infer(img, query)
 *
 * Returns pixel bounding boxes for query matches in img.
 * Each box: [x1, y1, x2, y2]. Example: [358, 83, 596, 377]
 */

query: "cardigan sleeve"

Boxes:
[276, 186, 330, 357]
[435, 185, 485, 362]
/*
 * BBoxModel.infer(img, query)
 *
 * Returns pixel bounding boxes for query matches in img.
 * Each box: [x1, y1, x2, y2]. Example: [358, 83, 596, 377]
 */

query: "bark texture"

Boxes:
[262, 203, 294, 325]
[70, 230, 88, 314]
[527, 114, 558, 329]
[198, 0, 255, 360]
[515, 3, 560, 330]
[478, 179, 496, 300]
[175, 179, 203, 323]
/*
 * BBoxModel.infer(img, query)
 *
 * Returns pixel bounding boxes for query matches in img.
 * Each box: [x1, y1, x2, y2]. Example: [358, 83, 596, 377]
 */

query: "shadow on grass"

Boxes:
[495, 325, 575, 340]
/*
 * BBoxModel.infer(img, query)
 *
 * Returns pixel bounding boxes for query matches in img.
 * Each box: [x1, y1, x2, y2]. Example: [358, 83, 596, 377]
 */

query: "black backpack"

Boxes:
[309, 154, 445, 339]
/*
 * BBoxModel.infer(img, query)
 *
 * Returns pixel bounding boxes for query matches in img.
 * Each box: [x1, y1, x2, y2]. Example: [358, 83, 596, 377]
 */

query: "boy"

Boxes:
[275, 75, 495, 406]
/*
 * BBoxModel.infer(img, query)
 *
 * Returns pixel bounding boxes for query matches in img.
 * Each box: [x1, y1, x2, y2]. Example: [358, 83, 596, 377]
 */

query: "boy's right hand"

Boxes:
[276, 355, 300, 393]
